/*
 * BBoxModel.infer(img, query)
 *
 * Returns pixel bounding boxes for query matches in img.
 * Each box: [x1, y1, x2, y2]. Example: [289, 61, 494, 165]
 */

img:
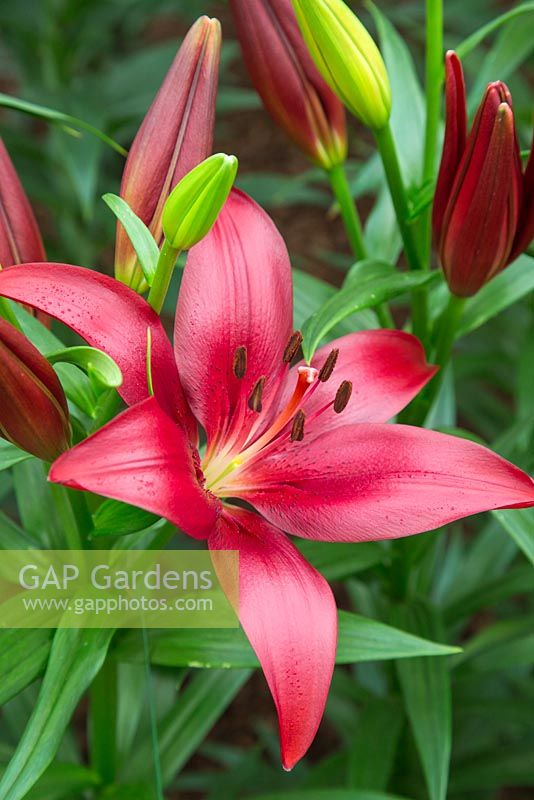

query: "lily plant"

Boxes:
[1, 188, 533, 768]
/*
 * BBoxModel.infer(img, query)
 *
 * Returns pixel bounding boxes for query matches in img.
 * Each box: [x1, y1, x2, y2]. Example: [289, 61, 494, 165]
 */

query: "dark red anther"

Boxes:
[248, 376, 266, 413]
[318, 348, 339, 382]
[283, 330, 303, 364]
[290, 410, 306, 442]
[232, 345, 248, 379]
[334, 380, 352, 413]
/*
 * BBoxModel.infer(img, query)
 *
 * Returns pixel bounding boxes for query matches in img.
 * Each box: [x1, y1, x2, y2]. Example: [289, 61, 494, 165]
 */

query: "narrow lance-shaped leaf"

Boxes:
[0, 628, 113, 800]
[301, 260, 438, 361]
[393, 601, 453, 800]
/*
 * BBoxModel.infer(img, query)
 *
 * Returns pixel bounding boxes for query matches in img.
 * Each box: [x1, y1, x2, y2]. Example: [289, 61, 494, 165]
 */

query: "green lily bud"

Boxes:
[162, 153, 238, 250]
[291, 0, 391, 131]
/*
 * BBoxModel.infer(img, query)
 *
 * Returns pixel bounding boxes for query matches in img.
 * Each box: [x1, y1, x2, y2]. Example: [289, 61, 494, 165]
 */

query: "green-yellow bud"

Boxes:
[291, 0, 391, 131]
[162, 153, 238, 250]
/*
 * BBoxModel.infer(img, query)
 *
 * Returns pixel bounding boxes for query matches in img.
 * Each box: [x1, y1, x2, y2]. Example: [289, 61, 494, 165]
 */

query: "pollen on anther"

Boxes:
[318, 348, 339, 382]
[248, 376, 266, 413]
[334, 380, 353, 413]
[291, 410, 306, 442]
[232, 346, 247, 379]
[283, 330, 303, 363]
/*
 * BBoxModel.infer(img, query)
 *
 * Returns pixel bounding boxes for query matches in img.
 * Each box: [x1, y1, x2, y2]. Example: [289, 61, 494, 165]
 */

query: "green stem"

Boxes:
[423, 0, 444, 184]
[374, 123, 428, 341]
[422, 0, 444, 260]
[147, 240, 181, 314]
[328, 163, 368, 261]
[328, 163, 395, 329]
[89, 658, 117, 785]
[142, 628, 164, 800]
[401, 294, 466, 426]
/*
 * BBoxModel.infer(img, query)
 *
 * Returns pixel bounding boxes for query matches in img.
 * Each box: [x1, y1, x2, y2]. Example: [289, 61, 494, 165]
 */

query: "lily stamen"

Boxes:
[334, 380, 353, 413]
[283, 330, 303, 363]
[248, 376, 266, 412]
[232, 345, 248, 378]
[291, 410, 306, 442]
[318, 348, 339, 382]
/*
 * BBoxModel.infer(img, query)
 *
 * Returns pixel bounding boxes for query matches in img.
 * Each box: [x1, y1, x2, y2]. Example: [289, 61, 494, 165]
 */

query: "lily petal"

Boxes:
[277, 330, 436, 434]
[229, 424, 534, 541]
[0, 138, 46, 267]
[0, 263, 195, 434]
[210, 506, 336, 769]
[175, 189, 293, 454]
[50, 398, 219, 539]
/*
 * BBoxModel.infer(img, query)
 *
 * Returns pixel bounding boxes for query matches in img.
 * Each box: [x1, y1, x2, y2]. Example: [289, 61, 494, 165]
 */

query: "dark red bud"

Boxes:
[0, 319, 70, 461]
[432, 51, 467, 245]
[230, 0, 347, 169]
[0, 139, 46, 269]
[436, 70, 522, 297]
[115, 17, 221, 291]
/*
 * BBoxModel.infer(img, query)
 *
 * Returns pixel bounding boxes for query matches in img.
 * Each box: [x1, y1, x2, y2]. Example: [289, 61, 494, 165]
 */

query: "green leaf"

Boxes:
[457, 256, 534, 337]
[92, 499, 161, 538]
[48, 346, 122, 390]
[0, 629, 113, 800]
[0, 93, 127, 156]
[296, 541, 385, 581]
[444, 565, 534, 624]
[394, 603, 452, 800]
[0, 510, 40, 549]
[468, 15, 534, 108]
[337, 610, 460, 664]
[22, 764, 100, 800]
[248, 792, 412, 800]
[456, 2, 534, 59]
[115, 611, 459, 669]
[0, 630, 52, 706]
[0, 441, 32, 471]
[348, 699, 404, 790]
[450, 747, 534, 792]
[102, 194, 159, 286]
[492, 508, 534, 565]
[453, 617, 534, 672]
[128, 669, 251, 785]
[293, 268, 378, 336]
[364, 187, 402, 263]
[367, 2, 425, 186]
[302, 261, 437, 361]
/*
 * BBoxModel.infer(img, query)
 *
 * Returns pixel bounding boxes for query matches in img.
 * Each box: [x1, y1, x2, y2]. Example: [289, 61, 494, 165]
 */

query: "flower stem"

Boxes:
[401, 293, 466, 426]
[422, 0, 444, 259]
[328, 163, 368, 261]
[374, 123, 428, 341]
[328, 163, 394, 329]
[147, 240, 181, 314]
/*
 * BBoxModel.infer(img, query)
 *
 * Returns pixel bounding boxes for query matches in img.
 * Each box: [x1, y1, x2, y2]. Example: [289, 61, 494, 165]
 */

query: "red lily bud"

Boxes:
[433, 53, 524, 297]
[509, 132, 534, 262]
[432, 53, 467, 244]
[115, 16, 221, 292]
[0, 318, 70, 461]
[230, 0, 347, 169]
[0, 139, 46, 268]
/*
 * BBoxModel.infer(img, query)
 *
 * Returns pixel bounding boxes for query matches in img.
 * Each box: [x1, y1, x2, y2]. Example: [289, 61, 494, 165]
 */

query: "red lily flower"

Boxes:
[433, 52, 533, 297]
[1, 190, 533, 768]
[230, 0, 347, 169]
[115, 16, 221, 292]
[0, 138, 46, 268]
